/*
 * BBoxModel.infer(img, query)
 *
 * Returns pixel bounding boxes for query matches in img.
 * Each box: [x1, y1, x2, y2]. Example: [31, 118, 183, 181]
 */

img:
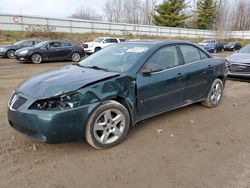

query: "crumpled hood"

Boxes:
[226, 53, 250, 64]
[17, 65, 119, 99]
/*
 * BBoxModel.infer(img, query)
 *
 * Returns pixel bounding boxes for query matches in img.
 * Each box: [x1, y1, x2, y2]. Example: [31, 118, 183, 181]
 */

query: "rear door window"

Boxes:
[179, 45, 202, 64]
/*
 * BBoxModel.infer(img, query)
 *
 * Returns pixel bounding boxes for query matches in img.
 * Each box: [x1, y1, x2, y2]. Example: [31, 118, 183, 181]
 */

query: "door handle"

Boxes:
[176, 73, 184, 79]
[208, 64, 212, 70]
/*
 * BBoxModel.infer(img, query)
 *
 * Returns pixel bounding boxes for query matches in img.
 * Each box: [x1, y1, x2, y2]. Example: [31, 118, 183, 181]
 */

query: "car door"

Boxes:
[179, 44, 214, 102]
[58, 42, 73, 59]
[41, 42, 62, 61]
[136, 45, 186, 118]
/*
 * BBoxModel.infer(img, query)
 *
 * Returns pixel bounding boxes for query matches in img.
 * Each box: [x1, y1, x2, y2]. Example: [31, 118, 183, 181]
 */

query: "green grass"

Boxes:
[0, 30, 249, 46]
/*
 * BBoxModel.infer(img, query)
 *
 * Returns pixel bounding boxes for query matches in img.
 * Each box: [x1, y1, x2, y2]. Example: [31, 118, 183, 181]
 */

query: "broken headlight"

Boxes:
[29, 92, 82, 111]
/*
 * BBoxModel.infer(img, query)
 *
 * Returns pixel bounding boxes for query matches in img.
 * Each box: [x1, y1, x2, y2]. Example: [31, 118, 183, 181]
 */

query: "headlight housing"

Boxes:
[20, 50, 28, 55]
[29, 92, 82, 111]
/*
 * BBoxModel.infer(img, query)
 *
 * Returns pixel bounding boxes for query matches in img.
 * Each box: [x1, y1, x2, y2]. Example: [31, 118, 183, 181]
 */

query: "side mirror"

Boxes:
[142, 63, 163, 75]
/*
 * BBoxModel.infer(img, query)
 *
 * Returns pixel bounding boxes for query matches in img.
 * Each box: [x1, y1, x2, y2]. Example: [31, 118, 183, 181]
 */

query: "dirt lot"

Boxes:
[0, 54, 250, 188]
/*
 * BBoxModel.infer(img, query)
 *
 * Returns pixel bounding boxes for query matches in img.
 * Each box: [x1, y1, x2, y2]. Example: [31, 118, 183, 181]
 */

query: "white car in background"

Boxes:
[83, 37, 125, 54]
[198, 39, 217, 47]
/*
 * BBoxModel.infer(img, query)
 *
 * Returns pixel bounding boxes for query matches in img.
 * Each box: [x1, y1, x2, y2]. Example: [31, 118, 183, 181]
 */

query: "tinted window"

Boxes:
[49, 42, 61, 48]
[103, 39, 111, 43]
[34, 41, 41, 45]
[148, 46, 180, 70]
[20, 41, 33, 47]
[110, 39, 118, 43]
[119, 38, 125, 42]
[61, 42, 73, 47]
[180, 45, 201, 64]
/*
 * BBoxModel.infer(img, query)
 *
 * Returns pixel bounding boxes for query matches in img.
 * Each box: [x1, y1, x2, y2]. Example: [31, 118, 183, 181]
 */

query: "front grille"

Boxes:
[83, 44, 88, 48]
[228, 64, 250, 73]
[10, 95, 27, 110]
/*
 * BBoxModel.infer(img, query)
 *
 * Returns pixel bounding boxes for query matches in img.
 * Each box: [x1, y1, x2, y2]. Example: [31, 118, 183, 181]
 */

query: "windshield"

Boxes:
[93, 38, 104, 43]
[239, 45, 250, 53]
[79, 43, 150, 72]
[34, 41, 48, 48]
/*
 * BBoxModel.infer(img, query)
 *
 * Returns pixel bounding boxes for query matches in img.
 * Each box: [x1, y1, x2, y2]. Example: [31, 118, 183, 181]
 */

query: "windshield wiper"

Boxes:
[84, 66, 111, 72]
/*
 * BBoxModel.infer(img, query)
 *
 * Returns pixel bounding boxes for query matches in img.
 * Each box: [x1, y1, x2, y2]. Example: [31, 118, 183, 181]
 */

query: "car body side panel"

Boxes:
[184, 58, 215, 101]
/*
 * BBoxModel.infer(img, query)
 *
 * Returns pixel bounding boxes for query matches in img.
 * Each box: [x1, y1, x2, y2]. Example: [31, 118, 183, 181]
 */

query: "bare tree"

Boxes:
[70, 7, 102, 21]
[231, 0, 250, 31]
[141, 0, 157, 25]
[103, 0, 123, 22]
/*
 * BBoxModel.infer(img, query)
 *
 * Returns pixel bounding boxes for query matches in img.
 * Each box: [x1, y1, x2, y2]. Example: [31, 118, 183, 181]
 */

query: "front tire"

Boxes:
[85, 100, 130, 149]
[202, 79, 224, 108]
[31, 53, 42, 64]
[7, 50, 15, 59]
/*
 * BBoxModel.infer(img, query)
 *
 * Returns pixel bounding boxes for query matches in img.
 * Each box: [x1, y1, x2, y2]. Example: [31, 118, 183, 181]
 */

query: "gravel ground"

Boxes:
[0, 53, 250, 188]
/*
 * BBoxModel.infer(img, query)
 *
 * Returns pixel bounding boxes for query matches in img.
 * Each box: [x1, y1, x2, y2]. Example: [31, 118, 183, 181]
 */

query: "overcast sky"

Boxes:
[0, 0, 107, 17]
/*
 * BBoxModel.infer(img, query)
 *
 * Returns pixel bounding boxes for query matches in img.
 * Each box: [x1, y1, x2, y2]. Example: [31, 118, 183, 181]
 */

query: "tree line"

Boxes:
[70, 0, 250, 31]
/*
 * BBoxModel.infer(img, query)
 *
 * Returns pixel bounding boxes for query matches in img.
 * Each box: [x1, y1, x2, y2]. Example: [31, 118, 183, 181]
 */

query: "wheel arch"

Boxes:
[109, 96, 134, 126]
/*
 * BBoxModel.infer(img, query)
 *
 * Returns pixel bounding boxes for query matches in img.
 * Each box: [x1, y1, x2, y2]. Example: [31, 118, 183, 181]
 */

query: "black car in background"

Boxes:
[204, 42, 224, 53]
[224, 42, 241, 51]
[225, 44, 250, 79]
[15, 40, 85, 64]
[0, 40, 41, 59]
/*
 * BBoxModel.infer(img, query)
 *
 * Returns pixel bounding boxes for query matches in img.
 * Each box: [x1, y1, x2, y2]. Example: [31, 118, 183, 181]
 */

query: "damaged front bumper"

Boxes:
[7, 92, 99, 143]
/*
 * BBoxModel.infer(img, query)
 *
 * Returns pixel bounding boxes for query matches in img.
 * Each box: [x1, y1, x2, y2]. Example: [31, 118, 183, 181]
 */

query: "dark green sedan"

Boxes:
[8, 41, 227, 149]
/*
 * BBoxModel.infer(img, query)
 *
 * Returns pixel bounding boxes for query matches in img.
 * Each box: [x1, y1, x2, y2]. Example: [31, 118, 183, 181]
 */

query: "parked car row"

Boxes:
[0, 39, 85, 64]
[198, 39, 242, 53]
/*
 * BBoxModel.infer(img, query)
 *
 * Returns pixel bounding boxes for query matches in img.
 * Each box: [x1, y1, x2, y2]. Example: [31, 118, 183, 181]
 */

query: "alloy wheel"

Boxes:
[93, 109, 126, 145]
[31, 54, 42, 64]
[72, 52, 80, 62]
[210, 82, 222, 105]
[7, 50, 15, 59]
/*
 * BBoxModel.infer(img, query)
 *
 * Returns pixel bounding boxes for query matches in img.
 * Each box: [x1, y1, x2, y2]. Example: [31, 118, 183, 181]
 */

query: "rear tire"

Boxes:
[202, 79, 224, 108]
[71, 52, 81, 62]
[7, 50, 15, 59]
[94, 47, 101, 53]
[31, 53, 42, 64]
[85, 100, 130, 149]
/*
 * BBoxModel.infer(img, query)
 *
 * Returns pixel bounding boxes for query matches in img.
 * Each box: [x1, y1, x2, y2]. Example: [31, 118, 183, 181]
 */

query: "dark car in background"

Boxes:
[226, 44, 250, 79]
[0, 40, 41, 59]
[224, 42, 241, 51]
[8, 41, 226, 149]
[204, 42, 224, 53]
[15, 40, 85, 64]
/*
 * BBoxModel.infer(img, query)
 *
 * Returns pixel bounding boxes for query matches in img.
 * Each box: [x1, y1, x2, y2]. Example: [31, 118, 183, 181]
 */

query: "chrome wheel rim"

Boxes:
[7, 50, 15, 59]
[72, 53, 80, 62]
[210, 82, 222, 104]
[93, 109, 125, 144]
[32, 54, 42, 64]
